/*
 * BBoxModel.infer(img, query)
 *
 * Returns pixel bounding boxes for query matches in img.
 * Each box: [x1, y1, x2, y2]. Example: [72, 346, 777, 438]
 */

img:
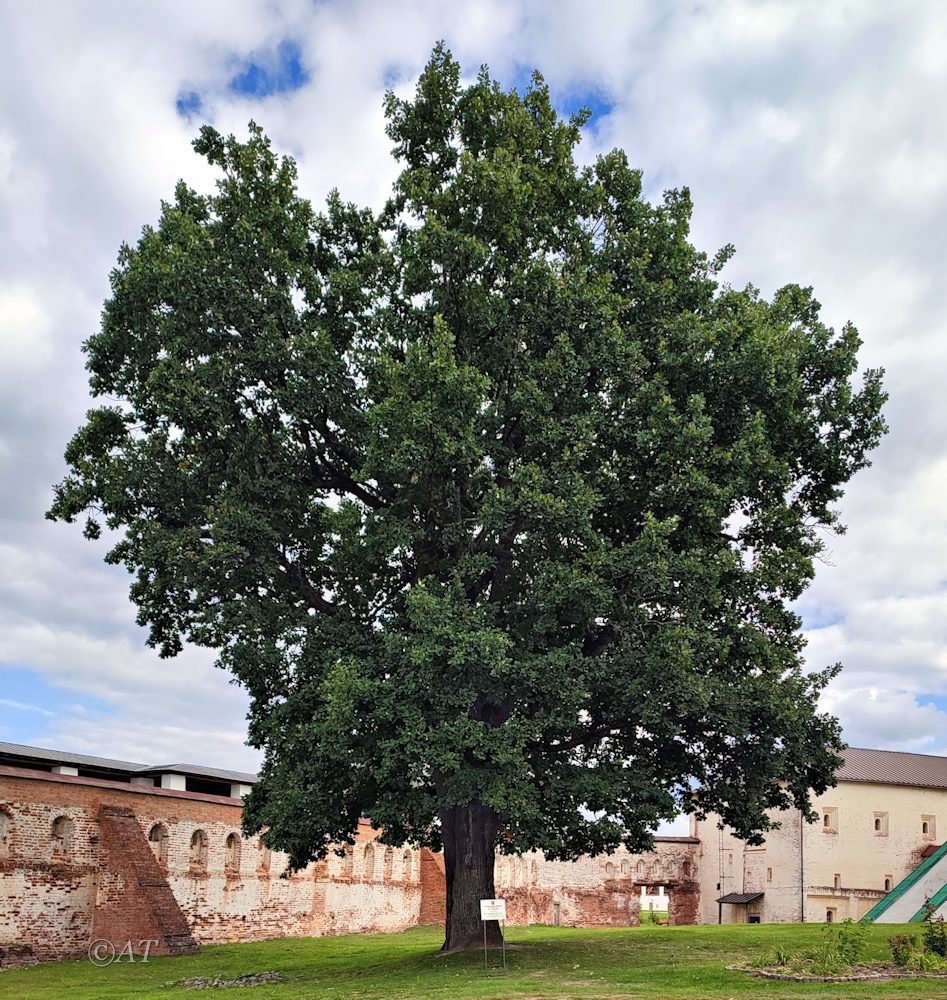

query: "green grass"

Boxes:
[2, 923, 946, 999]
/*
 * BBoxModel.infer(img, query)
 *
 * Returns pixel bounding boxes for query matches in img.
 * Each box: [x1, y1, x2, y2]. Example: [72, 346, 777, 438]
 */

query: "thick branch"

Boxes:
[276, 550, 336, 615]
[582, 624, 616, 658]
[296, 418, 386, 510]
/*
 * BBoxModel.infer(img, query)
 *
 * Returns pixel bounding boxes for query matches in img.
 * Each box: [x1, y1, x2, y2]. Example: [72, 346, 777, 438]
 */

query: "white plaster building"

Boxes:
[694, 747, 947, 924]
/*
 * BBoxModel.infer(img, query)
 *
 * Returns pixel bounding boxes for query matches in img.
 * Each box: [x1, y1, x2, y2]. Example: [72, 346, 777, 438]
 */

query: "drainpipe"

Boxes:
[799, 808, 805, 923]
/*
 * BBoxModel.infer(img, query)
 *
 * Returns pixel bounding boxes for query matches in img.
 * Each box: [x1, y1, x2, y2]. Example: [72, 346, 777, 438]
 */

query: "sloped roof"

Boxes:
[0, 740, 146, 772]
[718, 891, 764, 904]
[0, 741, 257, 785]
[838, 747, 947, 791]
[139, 763, 257, 783]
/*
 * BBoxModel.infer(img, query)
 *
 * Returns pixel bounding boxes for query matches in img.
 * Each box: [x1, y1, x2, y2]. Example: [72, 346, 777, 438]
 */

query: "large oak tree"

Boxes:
[50, 46, 886, 950]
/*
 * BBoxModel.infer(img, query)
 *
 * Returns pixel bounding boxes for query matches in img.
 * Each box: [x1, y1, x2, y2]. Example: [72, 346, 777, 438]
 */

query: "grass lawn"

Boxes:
[2, 922, 946, 999]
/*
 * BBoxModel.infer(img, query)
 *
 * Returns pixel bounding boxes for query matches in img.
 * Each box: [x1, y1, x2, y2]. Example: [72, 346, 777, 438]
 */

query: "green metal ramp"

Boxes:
[860, 841, 947, 923]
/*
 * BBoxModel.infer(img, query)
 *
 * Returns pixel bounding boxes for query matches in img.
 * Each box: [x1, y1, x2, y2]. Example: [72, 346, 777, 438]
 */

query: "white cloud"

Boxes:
[1, 0, 947, 780]
[821, 687, 947, 756]
[0, 286, 52, 370]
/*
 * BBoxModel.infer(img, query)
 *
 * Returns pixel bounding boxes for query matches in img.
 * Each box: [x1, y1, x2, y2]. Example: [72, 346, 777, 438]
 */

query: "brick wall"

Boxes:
[418, 849, 446, 925]
[91, 804, 197, 956]
[495, 840, 699, 928]
[0, 769, 422, 959]
[0, 768, 702, 962]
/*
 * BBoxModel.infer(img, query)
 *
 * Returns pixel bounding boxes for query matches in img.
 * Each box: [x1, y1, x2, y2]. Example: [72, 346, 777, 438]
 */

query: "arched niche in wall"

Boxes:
[363, 842, 375, 881]
[189, 829, 208, 871]
[225, 832, 241, 873]
[51, 815, 73, 857]
[148, 823, 169, 866]
[0, 807, 12, 858]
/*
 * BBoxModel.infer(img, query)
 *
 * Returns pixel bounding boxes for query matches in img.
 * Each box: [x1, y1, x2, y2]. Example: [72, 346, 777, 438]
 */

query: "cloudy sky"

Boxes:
[1, 0, 946, 816]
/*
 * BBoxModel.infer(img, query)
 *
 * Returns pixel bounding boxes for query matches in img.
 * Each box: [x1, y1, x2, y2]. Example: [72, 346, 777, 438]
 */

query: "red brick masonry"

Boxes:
[0, 767, 699, 962]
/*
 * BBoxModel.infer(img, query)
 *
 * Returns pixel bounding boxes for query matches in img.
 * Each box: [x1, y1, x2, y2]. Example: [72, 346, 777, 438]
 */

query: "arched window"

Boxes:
[402, 849, 413, 881]
[923, 820, 930, 834]
[148, 824, 169, 866]
[823, 814, 830, 827]
[189, 829, 208, 870]
[225, 833, 241, 873]
[363, 843, 375, 880]
[0, 808, 11, 858]
[605, 862, 615, 878]
[682, 861, 691, 877]
[874, 817, 881, 831]
[257, 838, 271, 872]
[51, 816, 73, 856]
[621, 860, 630, 876]
[636, 860, 644, 875]
[383, 846, 394, 880]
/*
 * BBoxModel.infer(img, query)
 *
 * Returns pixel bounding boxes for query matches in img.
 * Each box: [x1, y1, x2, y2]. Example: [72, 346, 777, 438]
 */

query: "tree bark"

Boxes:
[439, 800, 504, 952]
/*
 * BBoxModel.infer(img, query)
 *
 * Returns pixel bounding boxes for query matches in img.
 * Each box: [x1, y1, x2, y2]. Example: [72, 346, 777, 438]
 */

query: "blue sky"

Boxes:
[177, 39, 310, 120]
[505, 62, 616, 126]
[228, 39, 309, 98]
[1, 1, 947, 787]
[0, 668, 112, 747]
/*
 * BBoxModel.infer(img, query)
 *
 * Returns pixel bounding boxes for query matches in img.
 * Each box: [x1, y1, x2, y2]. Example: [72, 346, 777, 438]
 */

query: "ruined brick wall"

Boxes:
[0, 769, 421, 958]
[667, 879, 700, 924]
[91, 804, 197, 956]
[495, 839, 700, 928]
[0, 775, 101, 960]
[0, 767, 701, 963]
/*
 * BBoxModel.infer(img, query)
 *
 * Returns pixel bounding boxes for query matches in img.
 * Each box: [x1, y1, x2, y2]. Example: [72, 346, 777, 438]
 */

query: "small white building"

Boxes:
[639, 884, 669, 911]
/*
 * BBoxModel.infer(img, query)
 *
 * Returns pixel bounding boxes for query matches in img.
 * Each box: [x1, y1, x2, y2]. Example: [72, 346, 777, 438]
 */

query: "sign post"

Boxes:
[479, 898, 507, 971]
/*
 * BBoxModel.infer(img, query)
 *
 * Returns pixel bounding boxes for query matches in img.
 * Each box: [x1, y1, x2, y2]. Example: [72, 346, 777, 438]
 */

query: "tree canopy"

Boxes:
[50, 45, 887, 948]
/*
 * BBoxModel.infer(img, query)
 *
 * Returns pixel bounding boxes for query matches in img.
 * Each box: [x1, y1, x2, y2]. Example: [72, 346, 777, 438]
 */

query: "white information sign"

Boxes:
[479, 898, 507, 921]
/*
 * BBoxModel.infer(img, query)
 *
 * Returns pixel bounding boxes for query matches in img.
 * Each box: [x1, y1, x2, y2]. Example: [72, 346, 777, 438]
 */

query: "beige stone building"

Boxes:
[694, 747, 947, 924]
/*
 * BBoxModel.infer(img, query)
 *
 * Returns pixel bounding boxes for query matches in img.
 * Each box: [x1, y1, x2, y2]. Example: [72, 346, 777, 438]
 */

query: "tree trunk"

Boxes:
[439, 800, 503, 952]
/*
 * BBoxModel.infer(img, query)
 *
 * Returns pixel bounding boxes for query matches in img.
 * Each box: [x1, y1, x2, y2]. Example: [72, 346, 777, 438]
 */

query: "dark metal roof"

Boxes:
[0, 740, 146, 772]
[139, 764, 257, 783]
[0, 741, 257, 785]
[718, 891, 764, 904]
[837, 747, 947, 791]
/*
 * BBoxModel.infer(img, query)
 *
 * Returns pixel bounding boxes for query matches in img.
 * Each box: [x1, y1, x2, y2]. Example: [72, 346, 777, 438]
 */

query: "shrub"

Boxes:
[807, 925, 852, 976]
[837, 917, 870, 965]
[772, 945, 792, 966]
[922, 901, 947, 958]
[888, 933, 919, 967]
[907, 950, 947, 972]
